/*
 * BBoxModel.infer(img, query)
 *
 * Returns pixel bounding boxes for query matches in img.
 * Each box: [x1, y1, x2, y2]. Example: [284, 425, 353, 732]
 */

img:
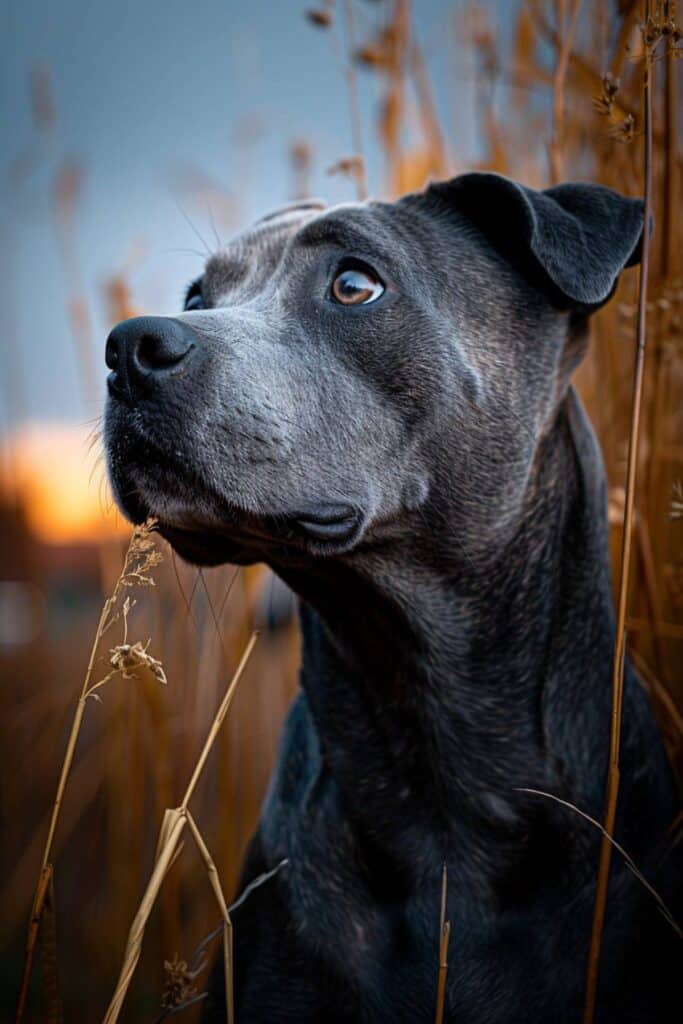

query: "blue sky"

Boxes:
[0, 0, 512, 429]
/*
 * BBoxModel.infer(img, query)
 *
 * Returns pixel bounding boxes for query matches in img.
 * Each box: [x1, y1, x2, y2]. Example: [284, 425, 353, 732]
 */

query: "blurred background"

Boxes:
[1, 1, 681, 1021]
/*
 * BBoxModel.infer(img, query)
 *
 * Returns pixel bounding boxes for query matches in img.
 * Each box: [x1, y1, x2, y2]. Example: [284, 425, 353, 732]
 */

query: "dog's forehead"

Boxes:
[202, 201, 329, 299]
[202, 199, 404, 300]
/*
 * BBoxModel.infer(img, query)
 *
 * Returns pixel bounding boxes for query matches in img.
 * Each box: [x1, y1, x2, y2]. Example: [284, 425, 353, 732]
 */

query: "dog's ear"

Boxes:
[421, 172, 645, 311]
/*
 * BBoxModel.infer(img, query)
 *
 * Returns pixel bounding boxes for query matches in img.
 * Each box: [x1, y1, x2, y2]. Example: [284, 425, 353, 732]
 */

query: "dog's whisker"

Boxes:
[206, 198, 223, 251]
[175, 201, 212, 256]
[165, 247, 208, 261]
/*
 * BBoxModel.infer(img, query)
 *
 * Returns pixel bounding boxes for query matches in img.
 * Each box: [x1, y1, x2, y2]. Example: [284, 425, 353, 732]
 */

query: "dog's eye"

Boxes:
[331, 263, 384, 306]
[184, 279, 204, 311]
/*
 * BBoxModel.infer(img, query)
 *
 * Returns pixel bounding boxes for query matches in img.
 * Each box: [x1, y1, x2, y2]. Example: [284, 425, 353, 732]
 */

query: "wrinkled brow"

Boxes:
[293, 216, 389, 259]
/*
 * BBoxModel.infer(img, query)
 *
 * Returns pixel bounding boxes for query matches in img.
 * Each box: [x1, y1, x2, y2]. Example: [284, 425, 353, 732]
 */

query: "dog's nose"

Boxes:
[105, 315, 197, 402]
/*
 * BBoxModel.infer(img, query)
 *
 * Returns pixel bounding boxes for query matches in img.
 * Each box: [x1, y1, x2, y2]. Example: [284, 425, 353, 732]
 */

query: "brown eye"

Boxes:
[331, 265, 384, 305]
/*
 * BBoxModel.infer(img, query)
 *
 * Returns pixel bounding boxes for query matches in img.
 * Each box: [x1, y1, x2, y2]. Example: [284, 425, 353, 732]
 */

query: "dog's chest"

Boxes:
[306, 888, 591, 1024]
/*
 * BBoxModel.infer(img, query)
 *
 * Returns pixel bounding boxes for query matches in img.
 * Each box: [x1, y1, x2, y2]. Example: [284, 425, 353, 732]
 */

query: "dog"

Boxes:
[104, 173, 681, 1022]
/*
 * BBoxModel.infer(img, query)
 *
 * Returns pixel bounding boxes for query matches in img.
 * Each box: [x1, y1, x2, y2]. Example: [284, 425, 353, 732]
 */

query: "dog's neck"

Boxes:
[275, 390, 615, 882]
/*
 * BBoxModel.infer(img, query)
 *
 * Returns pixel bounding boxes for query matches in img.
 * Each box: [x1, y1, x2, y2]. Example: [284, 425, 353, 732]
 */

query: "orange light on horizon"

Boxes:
[1, 422, 130, 545]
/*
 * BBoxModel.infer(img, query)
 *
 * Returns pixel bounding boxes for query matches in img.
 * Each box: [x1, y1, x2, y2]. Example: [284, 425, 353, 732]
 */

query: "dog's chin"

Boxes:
[157, 524, 261, 567]
[109, 470, 368, 568]
[109, 488, 261, 566]
[158, 511, 367, 568]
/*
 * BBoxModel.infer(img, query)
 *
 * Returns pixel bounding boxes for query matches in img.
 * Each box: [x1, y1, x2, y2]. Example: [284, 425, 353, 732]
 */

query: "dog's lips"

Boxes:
[292, 503, 362, 543]
[110, 463, 367, 564]
[156, 505, 366, 566]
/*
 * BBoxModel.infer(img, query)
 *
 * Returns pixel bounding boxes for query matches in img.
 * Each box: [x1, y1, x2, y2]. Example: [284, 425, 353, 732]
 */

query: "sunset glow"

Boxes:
[1, 422, 129, 545]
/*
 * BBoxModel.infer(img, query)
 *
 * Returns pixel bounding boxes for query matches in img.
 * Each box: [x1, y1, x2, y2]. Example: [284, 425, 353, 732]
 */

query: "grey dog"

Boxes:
[104, 173, 680, 1022]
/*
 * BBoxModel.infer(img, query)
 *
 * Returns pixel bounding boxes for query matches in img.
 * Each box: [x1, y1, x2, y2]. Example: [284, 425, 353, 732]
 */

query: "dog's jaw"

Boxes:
[106, 429, 373, 568]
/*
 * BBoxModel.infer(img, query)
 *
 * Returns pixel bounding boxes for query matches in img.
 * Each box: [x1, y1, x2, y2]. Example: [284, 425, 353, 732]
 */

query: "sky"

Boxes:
[0, 0, 509, 431]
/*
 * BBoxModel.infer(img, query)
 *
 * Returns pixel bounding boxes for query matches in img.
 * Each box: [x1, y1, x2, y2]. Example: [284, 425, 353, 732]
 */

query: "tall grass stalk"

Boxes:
[434, 864, 451, 1024]
[15, 520, 164, 1024]
[102, 631, 258, 1024]
[549, 0, 583, 183]
[342, 0, 368, 199]
[584, 4, 655, 1019]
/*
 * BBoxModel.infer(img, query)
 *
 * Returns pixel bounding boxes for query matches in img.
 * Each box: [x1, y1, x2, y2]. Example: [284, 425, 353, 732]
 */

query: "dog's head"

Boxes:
[104, 174, 643, 568]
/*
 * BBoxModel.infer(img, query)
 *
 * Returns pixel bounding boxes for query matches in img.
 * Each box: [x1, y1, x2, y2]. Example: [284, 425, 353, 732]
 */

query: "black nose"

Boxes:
[105, 315, 197, 402]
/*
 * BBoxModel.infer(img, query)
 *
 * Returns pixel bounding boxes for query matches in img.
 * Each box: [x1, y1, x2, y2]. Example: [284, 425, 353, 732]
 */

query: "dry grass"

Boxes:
[1, 1, 681, 1021]
[101, 633, 258, 1024]
[16, 519, 166, 1023]
[584, 6, 657, 1018]
[434, 865, 451, 1024]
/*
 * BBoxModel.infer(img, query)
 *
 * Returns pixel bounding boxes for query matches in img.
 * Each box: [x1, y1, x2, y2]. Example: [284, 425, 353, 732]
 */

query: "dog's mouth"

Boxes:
[157, 505, 363, 566]
[290, 504, 361, 542]
[106, 432, 366, 567]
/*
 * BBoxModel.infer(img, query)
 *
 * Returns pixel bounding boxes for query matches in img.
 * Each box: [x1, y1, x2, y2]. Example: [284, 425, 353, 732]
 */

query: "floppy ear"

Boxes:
[423, 172, 645, 311]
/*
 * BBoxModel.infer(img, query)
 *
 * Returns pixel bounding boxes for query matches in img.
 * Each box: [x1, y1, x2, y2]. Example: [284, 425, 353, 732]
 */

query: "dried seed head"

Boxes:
[609, 112, 636, 144]
[118, 517, 164, 588]
[592, 95, 613, 116]
[110, 640, 167, 685]
[306, 7, 333, 27]
[355, 44, 387, 67]
[642, 15, 662, 47]
[593, 71, 621, 116]
[326, 154, 365, 179]
[161, 954, 199, 1011]
[601, 71, 620, 97]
